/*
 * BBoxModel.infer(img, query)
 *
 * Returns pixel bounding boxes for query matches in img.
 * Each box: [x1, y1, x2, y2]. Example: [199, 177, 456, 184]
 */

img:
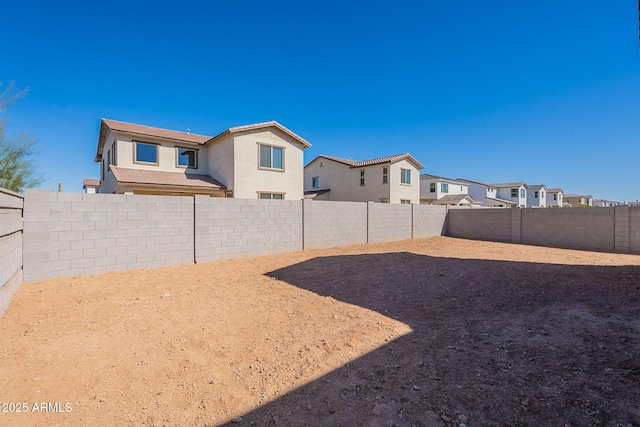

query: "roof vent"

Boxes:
[186, 128, 190, 135]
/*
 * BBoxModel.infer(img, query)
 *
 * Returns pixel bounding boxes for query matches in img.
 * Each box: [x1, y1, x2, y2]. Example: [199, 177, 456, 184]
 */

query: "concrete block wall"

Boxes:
[521, 207, 615, 251]
[23, 191, 194, 281]
[447, 208, 512, 242]
[195, 197, 302, 263]
[0, 187, 23, 318]
[615, 206, 630, 253]
[629, 207, 640, 253]
[302, 200, 367, 250]
[367, 202, 412, 243]
[412, 204, 447, 238]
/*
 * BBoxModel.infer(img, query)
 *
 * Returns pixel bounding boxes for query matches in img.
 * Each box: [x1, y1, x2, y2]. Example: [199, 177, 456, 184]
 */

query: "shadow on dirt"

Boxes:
[223, 252, 640, 426]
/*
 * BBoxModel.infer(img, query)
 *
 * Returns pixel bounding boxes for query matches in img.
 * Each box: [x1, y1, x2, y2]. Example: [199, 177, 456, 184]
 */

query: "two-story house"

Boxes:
[457, 178, 516, 207]
[492, 182, 528, 208]
[93, 119, 311, 199]
[303, 153, 423, 204]
[546, 188, 565, 207]
[564, 194, 593, 207]
[527, 184, 548, 208]
[419, 174, 479, 206]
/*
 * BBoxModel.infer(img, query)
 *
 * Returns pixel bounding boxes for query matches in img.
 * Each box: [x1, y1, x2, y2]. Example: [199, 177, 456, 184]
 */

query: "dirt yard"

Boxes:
[1, 236, 639, 426]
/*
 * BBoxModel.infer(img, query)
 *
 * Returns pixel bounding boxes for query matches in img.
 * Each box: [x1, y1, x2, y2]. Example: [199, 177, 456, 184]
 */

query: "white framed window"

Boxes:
[360, 170, 365, 186]
[441, 183, 449, 193]
[312, 176, 319, 188]
[258, 193, 284, 200]
[382, 167, 388, 183]
[134, 141, 159, 165]
[520, 189, 525, 198]
[430, 183, 436, 193]
[400, 199, 411, 204]
[177, 147, 198, 168]
[259, 144, 284, 170]
[400, 169, 411, 184]
[553, 194, 557, 201]
[380, 198, 390, 203]
[534, 191, 539, 198]
[112, 142, 117, 165]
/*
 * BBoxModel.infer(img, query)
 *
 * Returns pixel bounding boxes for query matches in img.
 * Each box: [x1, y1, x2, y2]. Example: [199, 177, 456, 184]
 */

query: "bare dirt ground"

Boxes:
[1, 236, 639, 427]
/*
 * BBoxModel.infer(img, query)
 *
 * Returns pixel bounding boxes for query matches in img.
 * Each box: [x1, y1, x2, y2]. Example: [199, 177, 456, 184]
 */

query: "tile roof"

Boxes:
[489, 182, 528, 188]
[303, 189, 331, 199]
[420, 173, 466, 185]
[434, 194, 479, 205]
[207, 121, 311, 148]
[110, 166, 226, 190]
[484, 196, 517, 206]
[83, 178, 101, 188]
[313, 153, 424, 169]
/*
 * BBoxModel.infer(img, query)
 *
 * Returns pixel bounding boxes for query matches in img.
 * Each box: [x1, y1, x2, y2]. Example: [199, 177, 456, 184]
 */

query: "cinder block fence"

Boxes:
[0, 188, 23, 318]
[3, 187, 640, 320]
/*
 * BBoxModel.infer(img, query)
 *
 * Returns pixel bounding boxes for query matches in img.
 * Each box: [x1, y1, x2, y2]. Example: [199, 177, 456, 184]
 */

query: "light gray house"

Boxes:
[456, 178, 517, 207]
[527, 184, 548, 208]
[546, 188, 565, 207]
[420, 174, 479, 206]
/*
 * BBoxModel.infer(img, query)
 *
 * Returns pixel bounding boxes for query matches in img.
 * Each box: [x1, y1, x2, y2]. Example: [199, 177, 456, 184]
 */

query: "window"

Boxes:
[401, 169, 411, 184]
[520, 189, 525, 198]
[360, 170, 365, 186]
[259, 193, 284, 200]
[259, 144, 283, 170]
[312, 176, 319, 188]
[107, 149, 111, 165]
[553, 194, 557, 201]
[177, 147, 197, 168]
[400, 199, 411, 204]
[534, 191, 538, 198]
[430, 183, 436, 193]
[541, 191, 545, 199]
[112, 142, 117, 165]
[511, 188, 518, 198]
[380, 198, 390, 203]
[441, 183, 449, 193]
[134, 142, 158, 164]
[382, 167, 388, 183]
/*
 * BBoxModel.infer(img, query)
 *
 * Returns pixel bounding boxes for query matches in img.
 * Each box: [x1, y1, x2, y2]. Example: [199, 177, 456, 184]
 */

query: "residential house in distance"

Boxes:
[303, 153, 423, 204]
[457, 179, 517, 207]
[564, 194, 593, 207]
[82, 179, 100, 194]
[628, 201, 640, 207]
[527, 184, 548, 208]
[592, 199, 620, 207]
[546, 188, 565, 207]
[419, 174, 479, 206]
[92, 119, 311, 199]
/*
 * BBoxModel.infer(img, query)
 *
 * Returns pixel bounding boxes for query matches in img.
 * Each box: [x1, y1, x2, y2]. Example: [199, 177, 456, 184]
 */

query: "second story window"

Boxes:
[534, 191, 539, 198]
[259, 144, 283, 170]
[360, 170, 365, 186]
[382, 167, 388, 183]
[441, 183, 449, 193]
[430, 183, 436, 193]
[511, 188, 518, 198]
[134, 142, 158, 165]
[401, 169, 411, 184]
[520, 189, 525, 198]
[177, 147, 197, 168]
[312, 176, 319, 188]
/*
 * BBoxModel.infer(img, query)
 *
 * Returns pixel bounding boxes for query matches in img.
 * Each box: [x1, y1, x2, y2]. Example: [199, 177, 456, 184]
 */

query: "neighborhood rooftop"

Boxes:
[314, 153, 424, 169]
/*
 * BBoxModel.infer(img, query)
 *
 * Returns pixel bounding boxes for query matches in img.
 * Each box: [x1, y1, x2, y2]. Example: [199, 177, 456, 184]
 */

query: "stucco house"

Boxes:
[546, 188, 564, 207]
[92, 119, 311, 199]
[527, 184, 548, 208]
[303, 153, 423, 204]
[419, 174, 479, 206]
[592, 199, 620, 207]
[564, 194, 593, 207]
[456, 179, 517, 207]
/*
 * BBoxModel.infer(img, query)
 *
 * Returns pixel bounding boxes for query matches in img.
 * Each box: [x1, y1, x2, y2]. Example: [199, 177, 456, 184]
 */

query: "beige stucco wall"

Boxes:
[206, 134, 234, 191]
[114, 135, 208, 174]
[229, 129, 306, 200]
[304, 158, 421, 203]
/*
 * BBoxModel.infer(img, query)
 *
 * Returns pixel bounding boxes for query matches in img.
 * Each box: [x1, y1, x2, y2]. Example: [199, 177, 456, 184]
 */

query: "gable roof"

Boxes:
[528, 184, 548, 191]
[110, 165, 226, 190]
[96, 119, 212, 162]
[309, 153, 424, 169]
[303, 189, 331, 199]
[433, 194, 479, 205]
[546, 188, 564, 194]
[490, 182, 529, 189]
[207, 121, 311, 148]
[420, 173, 466, 185]
[83, 178, 101, 189]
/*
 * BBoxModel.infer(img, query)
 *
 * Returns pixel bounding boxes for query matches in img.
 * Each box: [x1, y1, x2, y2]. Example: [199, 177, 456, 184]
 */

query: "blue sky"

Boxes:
[1, 1, 639, 201]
